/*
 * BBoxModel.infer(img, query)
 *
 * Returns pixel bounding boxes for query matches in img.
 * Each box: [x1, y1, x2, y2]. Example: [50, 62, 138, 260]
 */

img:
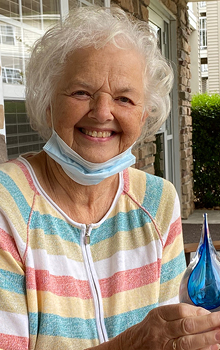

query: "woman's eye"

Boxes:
[117, 96, 133, 104]
[71, 91, 90, 98]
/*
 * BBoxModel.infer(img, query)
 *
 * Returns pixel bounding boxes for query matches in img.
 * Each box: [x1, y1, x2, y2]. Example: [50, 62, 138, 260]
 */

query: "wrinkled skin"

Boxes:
[89, 304, 220, 350]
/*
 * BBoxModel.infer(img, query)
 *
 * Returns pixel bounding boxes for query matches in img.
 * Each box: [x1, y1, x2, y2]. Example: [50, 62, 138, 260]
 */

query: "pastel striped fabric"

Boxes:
[0, 157, 186, 350]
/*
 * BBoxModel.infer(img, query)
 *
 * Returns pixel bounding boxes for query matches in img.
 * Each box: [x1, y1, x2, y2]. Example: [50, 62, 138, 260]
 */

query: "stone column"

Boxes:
[112, 0, 195, 218]
[176, 0, 195, 219]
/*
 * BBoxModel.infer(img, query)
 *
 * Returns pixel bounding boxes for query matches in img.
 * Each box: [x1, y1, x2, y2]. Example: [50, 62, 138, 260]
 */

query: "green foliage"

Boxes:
[192, 93, 220, 208]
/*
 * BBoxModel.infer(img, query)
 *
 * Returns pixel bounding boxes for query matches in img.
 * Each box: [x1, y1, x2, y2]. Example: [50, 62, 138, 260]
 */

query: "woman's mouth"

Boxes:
[81, 128, 113, 138]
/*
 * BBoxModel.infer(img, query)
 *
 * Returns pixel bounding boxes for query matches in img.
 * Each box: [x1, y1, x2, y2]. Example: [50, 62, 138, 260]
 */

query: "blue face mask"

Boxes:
[43, 130, 136, 186]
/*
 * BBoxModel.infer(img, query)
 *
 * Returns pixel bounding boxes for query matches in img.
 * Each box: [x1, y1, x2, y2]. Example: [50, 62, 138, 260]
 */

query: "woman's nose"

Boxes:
[89, 93, 114, 123]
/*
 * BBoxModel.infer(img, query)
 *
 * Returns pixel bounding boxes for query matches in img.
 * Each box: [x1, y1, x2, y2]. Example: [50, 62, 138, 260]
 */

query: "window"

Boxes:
[78, 0, 95, 4]
[202, 78, 208, 93]
[2, 67, 23, 84]
[201, 64, 208, 73]
[5, 101, 45, 160]
[200, 16, 207, 49]
[21, 0, 60, 29]
[69, 0, 105, 9]
[0, 25, 15, 45]
[201, 57, 208, 73]
[199, 2, 206, 8]
[0, 0, 20, 20]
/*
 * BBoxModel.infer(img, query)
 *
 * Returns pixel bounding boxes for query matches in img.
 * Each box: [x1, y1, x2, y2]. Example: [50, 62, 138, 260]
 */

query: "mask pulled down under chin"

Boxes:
[43, 130, 136, 186]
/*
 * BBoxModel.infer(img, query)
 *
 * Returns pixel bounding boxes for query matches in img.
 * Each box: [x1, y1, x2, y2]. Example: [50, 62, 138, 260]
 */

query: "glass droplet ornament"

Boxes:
[179, 213, 220, 311]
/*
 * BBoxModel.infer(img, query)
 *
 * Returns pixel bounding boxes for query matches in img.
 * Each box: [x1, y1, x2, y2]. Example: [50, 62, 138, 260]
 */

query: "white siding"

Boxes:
[206, 1, 220, 93]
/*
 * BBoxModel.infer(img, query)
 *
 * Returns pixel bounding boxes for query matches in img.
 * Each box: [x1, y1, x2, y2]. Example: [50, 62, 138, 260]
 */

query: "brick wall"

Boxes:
[113, 0, 194, 219]
[132, 136, 156, 175]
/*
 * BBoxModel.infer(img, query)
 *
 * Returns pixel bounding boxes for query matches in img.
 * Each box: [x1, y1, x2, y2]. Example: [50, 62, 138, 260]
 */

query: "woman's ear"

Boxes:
[46, 106, 52, 127]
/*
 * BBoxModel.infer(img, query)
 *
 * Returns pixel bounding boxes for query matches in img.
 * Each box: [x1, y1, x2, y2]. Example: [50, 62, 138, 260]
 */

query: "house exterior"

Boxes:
[199, 1, 220, 94]
[0, 0, 205, 219]
[206, 1, 220, 93]
[189, 1, 220, 95]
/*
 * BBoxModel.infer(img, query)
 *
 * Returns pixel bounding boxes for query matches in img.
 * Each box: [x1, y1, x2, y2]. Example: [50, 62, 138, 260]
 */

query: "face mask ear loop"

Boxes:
[50, 102, 55, 132]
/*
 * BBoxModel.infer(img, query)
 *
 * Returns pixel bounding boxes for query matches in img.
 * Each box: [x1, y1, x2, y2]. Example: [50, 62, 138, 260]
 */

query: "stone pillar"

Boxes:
[113, 0, 195, 218]
[152, 0, 195, 219]
[113, 0, 156, 175]
[176, 1, 194, 219]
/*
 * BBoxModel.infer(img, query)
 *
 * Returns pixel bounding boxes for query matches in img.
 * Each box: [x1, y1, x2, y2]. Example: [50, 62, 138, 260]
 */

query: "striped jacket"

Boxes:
[0, 157, 186, 350]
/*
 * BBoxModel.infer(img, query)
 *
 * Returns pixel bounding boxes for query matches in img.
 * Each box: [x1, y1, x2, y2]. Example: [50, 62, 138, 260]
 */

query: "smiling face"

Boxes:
[48, 44, 148, 163]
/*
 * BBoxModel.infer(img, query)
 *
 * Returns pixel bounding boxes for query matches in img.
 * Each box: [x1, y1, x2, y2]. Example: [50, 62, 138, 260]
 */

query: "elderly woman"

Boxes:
[0, 5, 220, 350]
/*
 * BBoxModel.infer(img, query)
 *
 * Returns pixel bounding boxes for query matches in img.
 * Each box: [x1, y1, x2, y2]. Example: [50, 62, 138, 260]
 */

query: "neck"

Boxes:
[47, 153, 119, 203]
[26, 151, 120, 223]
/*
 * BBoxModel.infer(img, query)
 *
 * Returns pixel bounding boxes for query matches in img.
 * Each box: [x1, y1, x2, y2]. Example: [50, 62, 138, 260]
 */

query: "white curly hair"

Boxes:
[25, 5, 173, 141]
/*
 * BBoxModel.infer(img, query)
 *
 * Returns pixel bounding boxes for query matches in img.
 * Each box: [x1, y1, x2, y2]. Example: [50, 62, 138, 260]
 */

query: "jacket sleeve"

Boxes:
[0, 211, 29, 350]
[158, 190, 186, 306]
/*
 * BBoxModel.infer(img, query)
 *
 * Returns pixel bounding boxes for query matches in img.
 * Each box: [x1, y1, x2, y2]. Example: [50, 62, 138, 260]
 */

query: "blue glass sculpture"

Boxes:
[179, 213, 220, 310]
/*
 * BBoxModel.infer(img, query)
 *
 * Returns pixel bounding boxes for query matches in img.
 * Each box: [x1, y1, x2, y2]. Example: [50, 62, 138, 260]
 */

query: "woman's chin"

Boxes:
[81, 155, 114, 163]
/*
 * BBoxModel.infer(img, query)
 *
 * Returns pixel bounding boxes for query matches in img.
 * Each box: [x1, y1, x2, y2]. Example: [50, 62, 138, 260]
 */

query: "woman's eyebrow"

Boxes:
[65, 80, 140, 96]
[65, 80, 93, 89]
[116, 87, 139, 94]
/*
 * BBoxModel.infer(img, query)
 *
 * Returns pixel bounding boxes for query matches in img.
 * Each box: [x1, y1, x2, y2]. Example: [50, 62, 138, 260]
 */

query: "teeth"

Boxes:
[83, 129, 112, 138]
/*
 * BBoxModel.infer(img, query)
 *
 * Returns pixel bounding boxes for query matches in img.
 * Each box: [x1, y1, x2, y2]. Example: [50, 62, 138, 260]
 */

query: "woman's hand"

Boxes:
[88, 303, 220, 350]
[121, 303, 220, 350]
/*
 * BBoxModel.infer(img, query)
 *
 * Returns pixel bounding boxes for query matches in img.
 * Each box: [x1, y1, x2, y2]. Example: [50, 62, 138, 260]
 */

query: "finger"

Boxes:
[168, 329, 220, 350]
[158, 303, 210, 322]
[210, 345, 220, 350]
[166, 311, 220, 339]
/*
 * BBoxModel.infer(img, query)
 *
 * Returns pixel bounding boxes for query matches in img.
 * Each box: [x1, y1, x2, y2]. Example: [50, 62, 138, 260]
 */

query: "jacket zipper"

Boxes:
[83, 224, 108, 343]
[85, 225, 90, 244]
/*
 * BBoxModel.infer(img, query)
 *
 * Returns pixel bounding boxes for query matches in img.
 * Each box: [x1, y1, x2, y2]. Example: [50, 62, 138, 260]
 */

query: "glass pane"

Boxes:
[5, 100, 45, 159]
[0, 23, 15, 45]
[167, 139, 174, 183]
[166, 113, 172, 135]
[18, 124, 33, 133]
[69, 0, 105, 9]
[1, 2, 61, 159]
[154, 133, 165, 178]
[4, 101, 16, 113]
[1, 24, 25, 85]
[164, 21, 169, 59]
[42, 0, 60, 30]
[7, 135, 18, 145]
[0, 1, 60, 86]
[18, 113, 28, 122]
[23, 28, 42, 51]
[6, 114, 17, 124]
[19, 133, 40, 143]
[8, 147, 19, 156]
[22, 0, 41, 29]
[149, 22, 161, 50]
[0, 0, 20, 20]
[94, 0, 104, 5]
[6, 124, 18, 134]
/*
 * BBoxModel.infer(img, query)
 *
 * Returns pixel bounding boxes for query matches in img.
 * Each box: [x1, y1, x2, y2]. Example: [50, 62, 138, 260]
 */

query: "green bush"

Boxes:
[192, 93, 220, 208]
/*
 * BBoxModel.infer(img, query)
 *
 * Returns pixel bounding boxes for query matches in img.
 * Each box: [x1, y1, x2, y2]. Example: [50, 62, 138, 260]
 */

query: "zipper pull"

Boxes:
[85, 225, 90, 245]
